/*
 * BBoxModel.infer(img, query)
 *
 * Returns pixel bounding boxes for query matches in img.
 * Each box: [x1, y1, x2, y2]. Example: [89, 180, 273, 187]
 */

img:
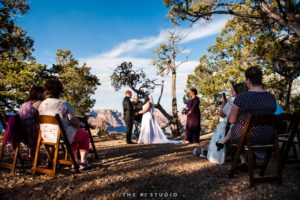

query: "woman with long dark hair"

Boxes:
[18, 85, 45, 159]
[185, 88, 201, 143]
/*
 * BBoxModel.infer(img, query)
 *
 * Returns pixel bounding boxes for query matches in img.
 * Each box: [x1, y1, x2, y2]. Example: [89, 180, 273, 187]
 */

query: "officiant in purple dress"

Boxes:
[185, 88, 201, 143]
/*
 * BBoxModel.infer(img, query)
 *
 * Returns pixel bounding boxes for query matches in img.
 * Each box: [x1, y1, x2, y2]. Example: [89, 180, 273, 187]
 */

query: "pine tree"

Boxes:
[50, 49, 101, 116]
[0, 0, 45, 111]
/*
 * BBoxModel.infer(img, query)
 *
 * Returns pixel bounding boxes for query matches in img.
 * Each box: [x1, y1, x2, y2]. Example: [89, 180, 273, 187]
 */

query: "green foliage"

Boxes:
[163, 0, 300, 36]
[0, 49, 100, 114]
[51, 49, 101, 116]
[0, 1, 101, 115]
[0, 0, 33, 60]
[0, 0, 42, 111]
[187, 16, 300, 132]
[186, 55, 227, 133]
[111, 61, 156, 97]
[289, 79, 300, 111]
[0, 53, 47, 111]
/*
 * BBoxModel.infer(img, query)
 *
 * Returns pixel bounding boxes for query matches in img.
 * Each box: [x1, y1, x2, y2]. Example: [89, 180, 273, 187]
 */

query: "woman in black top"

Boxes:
[217, 67, 276, 169]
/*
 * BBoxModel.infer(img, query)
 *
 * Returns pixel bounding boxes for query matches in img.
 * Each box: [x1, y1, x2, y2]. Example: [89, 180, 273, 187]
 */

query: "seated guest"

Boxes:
[18, 86, 45, 159]
[216, 66, 276, 171]
[38, 79, 91, 170]
[194, 86, 237, 163]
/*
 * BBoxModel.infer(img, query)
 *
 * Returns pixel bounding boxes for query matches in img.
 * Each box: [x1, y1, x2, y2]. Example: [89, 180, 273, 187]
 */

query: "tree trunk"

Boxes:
[154, 81, 173, 121]
[171, 70, 177, 118]
[285, 79, 293, 110]
[288, 21, 300, 37]
[153, 74, 181, 137]
[131, 79, 176, 132]
[171, 70, 181, 136]
[259, 1, 300, 37]
[155, 103, 172, 121]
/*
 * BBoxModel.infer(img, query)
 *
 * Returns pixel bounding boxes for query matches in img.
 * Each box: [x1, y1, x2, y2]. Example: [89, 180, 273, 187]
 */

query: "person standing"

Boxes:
[185, 88, 201, 143]
[137, 96, 182, 144]
[132, 96, 143, 140]
[133, 96, 143, 124]
[123, 90, 134, 144]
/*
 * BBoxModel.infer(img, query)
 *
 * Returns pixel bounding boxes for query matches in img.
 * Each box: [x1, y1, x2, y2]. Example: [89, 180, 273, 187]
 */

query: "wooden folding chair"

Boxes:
[0, 114, 24, 173]
[33, 114, 79, 176]
[78, 116, 98, 159]
[279, 112, 300, 168]
[229, 114, 283, 187]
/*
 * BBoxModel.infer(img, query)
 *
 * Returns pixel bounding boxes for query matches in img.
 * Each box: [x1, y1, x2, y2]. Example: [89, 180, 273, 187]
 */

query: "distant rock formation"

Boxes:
[88, 109, 187, 134]
[88, 109, 126, 133]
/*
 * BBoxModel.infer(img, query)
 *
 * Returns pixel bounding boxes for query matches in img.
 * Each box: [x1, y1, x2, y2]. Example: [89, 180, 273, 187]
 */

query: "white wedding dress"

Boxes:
[138, 104, 182, 144]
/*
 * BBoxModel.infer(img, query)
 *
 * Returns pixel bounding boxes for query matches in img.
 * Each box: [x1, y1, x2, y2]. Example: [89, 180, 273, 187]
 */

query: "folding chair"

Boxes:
[229, 114, 282, 187]
[279, 112, 300, 168]
[0, 114, 24, 173]
[78, 116, 98, 159]
[33, 114, 79, 176]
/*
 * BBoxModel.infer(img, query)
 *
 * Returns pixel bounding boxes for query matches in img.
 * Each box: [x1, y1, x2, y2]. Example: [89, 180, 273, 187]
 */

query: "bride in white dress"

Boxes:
[137, 96, 182, 144]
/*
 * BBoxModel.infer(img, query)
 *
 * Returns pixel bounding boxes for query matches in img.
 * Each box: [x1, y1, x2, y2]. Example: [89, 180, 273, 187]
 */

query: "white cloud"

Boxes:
[98, 18, 229, 59]
[81, 56, 151, 74]
[80, 17, 229, 111]
[100, 35, 166, 58]
[181, 19, 228, 43]
[181, 48, 192, 55]
[81, 56, 198, 111]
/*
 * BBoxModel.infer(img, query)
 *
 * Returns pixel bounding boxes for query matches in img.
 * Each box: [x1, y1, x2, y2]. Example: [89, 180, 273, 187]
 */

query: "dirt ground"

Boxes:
[0, 135, 299, 200]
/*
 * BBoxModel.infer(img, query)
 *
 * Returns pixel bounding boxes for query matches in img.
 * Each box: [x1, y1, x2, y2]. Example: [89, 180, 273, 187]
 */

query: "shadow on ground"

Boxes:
[0, 139, 299, 200]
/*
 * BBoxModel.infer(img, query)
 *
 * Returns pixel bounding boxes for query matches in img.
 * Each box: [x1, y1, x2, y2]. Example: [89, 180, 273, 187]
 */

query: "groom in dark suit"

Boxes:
[123, 90, 134, 144]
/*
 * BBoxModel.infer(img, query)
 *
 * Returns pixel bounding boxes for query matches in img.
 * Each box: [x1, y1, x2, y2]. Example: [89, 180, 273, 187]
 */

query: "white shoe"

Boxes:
[79, 162, 93, 170]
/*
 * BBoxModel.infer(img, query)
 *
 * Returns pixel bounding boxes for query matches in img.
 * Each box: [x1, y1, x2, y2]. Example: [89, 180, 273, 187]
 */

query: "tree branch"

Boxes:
[157, 80, 165, 104]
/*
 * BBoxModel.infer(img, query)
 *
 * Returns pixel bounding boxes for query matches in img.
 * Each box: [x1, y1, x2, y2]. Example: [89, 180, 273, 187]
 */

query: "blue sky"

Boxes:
[18, 0, 229, 112]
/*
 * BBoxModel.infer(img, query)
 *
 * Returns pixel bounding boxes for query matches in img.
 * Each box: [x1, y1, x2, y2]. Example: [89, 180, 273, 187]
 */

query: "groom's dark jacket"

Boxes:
[123, 96, 134, 125]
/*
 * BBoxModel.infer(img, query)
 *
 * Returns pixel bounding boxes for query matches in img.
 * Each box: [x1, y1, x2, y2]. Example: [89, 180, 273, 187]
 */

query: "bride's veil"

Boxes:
[150, 96, 155, 114]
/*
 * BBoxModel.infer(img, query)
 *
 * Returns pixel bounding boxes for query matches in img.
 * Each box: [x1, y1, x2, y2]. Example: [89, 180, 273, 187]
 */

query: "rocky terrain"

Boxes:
[88, 109, 187, 134]
[0, 135, 299, 200]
